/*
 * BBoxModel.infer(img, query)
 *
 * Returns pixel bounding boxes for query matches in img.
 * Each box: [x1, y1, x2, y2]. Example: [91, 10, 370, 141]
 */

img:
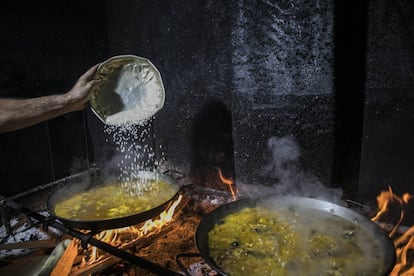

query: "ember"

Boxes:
[372, 186, 414, 276]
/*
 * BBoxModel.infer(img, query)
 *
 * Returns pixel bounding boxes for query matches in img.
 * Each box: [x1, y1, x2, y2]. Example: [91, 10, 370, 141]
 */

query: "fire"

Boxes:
[80, 195, 183, 267]
[217, 168, 237, 201]
[371, 186, 411, 237]
[140, 194, 182, 235]
[372, 186, 414, 275]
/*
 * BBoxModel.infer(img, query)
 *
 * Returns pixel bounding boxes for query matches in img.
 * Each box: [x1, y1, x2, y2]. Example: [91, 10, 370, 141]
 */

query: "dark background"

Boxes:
[0, 1, 413, 210]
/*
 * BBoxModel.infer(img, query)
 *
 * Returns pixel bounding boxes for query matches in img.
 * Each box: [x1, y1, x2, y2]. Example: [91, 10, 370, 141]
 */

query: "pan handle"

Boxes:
[162, 169, 186, 181]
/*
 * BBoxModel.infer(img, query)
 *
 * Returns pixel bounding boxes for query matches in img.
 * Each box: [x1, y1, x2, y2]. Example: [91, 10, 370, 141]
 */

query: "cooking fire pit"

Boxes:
[1, 166, 407, 275]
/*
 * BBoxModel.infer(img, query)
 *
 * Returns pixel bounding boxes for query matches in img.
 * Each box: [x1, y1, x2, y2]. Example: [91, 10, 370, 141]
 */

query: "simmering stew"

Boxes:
[54, 179, 177, 221]
[208, 205, 385, 276]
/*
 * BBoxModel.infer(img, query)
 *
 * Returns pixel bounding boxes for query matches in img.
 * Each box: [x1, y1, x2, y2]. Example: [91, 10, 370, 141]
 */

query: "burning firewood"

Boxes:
[51, 239, 79, 276]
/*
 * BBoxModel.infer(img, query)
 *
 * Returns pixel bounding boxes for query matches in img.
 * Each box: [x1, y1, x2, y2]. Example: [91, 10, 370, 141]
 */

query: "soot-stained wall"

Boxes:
[359, 0, 414, 204]
[98, 0, 337, 190]
[0, 1, 108, 196]
[230, 0, 336, 187]
[1, 0, 413, 204]
[99, 0, 414, 202]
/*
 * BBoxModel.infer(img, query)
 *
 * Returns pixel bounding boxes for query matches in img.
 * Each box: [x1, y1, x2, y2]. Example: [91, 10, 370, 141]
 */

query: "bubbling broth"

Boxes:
[208, 205, 385, 276]
[54, 179, 176, 221]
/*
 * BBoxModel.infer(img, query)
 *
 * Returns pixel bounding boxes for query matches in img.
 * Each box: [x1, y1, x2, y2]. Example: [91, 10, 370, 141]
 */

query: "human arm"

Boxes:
[0, 64, 99, 133]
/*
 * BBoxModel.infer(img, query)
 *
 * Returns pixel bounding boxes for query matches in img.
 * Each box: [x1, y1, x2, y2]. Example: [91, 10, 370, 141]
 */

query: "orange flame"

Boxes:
[403, 193, 412, 204]
[371, 186, 406, 237]
[140, 194, 182, 234]
[217, 168, 237, 201]
[371, 186, 401, 222]
[80, 195, 183, 267]
[372, 187, 414, 275]
[390, 235, 414, 276]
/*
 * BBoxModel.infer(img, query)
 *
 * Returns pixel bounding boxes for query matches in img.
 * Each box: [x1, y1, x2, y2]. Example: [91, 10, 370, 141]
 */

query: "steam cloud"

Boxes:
[238, 136, 343, 204]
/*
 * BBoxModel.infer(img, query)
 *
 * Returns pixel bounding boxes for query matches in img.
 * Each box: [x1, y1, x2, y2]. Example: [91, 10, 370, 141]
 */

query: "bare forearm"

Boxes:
[0, 95, 77, 133]
[0, 64, 99, 133]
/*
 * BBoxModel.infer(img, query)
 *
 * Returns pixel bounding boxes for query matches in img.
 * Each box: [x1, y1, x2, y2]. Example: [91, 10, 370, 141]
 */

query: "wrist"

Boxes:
[60, 91, 84, 112]
[55, 93, 79, 113]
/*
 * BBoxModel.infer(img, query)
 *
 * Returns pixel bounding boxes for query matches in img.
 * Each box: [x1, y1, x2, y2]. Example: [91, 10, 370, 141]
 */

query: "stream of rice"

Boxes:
[104, 118, 165, 197]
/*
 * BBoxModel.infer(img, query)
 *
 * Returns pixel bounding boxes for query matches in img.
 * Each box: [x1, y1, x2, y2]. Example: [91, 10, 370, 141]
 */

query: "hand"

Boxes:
[64, 64, 100, 112]
[0, 63, 103, 133]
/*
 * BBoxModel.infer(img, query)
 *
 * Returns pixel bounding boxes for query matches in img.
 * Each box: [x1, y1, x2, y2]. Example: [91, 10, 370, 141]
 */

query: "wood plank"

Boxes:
[0, 239, 57, 250]
[51, 239, 79, 276]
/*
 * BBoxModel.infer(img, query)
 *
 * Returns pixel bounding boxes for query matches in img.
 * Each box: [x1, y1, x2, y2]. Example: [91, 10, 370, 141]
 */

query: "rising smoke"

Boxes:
[238, 136, 343, 204]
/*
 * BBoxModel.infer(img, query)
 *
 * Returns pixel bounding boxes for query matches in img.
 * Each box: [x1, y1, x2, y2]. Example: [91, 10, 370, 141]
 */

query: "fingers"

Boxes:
[84, 79, 101, 90]
[79, 63, 100, 82]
